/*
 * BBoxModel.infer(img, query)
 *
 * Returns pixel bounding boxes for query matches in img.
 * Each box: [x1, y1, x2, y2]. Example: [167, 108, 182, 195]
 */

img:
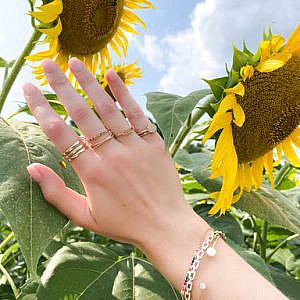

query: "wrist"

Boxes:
[138, 206, 210, 291]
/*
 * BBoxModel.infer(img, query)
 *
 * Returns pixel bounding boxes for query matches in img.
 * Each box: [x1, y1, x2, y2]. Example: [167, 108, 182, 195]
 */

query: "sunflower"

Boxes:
[203, 26, 300, 216]
[100, 61, 142, 94]
[25, 0, 153, 85]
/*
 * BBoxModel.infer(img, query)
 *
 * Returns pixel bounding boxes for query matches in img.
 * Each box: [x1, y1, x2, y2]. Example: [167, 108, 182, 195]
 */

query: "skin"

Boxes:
[23, 58, 287, 300]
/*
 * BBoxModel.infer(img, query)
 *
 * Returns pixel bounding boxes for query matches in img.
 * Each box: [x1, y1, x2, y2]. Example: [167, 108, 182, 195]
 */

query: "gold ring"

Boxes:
[137, 122, 157, 137]
[114, 125, 135, 138]
[89, 130, 114, 150]
[63, 137, 89, 162]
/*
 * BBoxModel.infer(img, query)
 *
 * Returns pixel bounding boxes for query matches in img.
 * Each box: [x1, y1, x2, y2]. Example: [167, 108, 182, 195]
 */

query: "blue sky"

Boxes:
[1, 0, 300, 118]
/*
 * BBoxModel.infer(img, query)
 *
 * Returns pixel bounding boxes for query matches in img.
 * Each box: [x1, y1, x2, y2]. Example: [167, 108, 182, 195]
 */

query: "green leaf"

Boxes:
[236, 188, 300, 235]
[202, 77, 228, 101]
[146, 90, 211, 149]
[194, 204, 245, 246]
[0, 119, 84, 276]
[232, 45, 250, 71]
[269, 266, 300, 299]
[37, 242, 180, 299]
[0, 57, 7, 68]
[188, 151, 300, 234]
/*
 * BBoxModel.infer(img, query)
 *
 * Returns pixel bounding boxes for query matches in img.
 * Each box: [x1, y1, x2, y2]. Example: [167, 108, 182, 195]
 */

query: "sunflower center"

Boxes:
[233, 56, 300, 163]
[59, 0, 124, 55]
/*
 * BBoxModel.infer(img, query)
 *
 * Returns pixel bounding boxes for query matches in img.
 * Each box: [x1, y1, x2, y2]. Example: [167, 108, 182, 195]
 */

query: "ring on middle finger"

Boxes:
[89, 129, 114, 150]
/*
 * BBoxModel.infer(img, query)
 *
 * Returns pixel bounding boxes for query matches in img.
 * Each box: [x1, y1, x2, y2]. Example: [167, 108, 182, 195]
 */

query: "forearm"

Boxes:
[140, 208, 288, 300]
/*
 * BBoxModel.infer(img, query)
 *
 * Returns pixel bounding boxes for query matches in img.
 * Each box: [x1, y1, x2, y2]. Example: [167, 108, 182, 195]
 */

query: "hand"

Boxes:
[23, 58, 204, 255]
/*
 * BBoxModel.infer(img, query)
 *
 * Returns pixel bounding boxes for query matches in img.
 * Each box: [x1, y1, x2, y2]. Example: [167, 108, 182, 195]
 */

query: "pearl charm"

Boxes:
[200, 282, 207, 290]
[206, 247, 217, 257]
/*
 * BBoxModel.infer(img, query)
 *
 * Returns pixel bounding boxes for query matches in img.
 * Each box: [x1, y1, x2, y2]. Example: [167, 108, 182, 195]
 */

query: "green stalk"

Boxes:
[275, 163, 292, 189]
[169, 95, 215, 157]
[0, 29, 42, 114]
[260, 221, 268, 260]
[267, 233, 300, 262]
[0, 263, 19, 298]
[0, 232, 14, 252]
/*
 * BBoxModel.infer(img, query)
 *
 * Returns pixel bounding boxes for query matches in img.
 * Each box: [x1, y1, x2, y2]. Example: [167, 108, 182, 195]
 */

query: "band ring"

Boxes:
[114, 125, 135, 138]
[63, 136, 89, 162]
[89, 130, 114, 150]
[137, 122, 157, 137]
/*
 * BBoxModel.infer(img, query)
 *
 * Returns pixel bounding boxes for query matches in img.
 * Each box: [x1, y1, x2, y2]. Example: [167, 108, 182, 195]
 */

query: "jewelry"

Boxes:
[63, 137, 89, 162]
[181, 230, 226, 300]
[88, 130, 114, 150]
[137, 122, 157, 137]
[114, 125, 135, 138]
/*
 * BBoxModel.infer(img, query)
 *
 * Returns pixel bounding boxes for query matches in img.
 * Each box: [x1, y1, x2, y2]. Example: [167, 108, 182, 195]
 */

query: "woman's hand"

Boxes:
[23, 58, 207, 290]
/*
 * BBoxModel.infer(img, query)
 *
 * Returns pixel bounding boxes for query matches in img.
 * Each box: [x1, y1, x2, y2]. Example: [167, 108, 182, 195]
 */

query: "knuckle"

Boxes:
[126, 106, 144, 120]
[99, 101, 117, 116]
[81, 74, 95, 89]
[109, 149, 130, 167]
[49, 75, 68, 90]
[45, 120, 64, 138]
[84, 166, 101, 180]
[70, 104, 89, 121]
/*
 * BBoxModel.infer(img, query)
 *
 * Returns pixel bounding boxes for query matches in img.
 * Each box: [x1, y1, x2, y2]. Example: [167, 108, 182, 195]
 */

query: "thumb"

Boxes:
[27, 163, 97, 231]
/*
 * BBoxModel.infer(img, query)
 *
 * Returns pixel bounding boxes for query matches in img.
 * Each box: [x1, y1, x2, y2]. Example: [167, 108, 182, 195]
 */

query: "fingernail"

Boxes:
[106, 69, 118, 82]
[22, 83, 36, 97]
[69, 57, 83, 73]
[27, 165, 42, 183]
[42, 59, 56, 73]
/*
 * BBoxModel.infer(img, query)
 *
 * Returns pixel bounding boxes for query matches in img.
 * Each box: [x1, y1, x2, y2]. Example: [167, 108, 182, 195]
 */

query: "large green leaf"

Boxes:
[269, 266, 300, 299]
[37, 242, 180, 299]
[146, 90, 211, 148]
[0, 119, 83, 276]
[188, 152, 300, 234]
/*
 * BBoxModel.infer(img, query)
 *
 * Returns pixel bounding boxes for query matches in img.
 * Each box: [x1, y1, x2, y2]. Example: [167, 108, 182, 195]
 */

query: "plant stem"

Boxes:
[0, 263, 19, 298]
[260, 221, 268, 260]
[266, 233, 300, 262]
[0, 232, 14, 252]
[169, 95, 215, 157]
[250, 216, 262, 252]
[275, 163, 292, 189]
[0, 29, 42, 114]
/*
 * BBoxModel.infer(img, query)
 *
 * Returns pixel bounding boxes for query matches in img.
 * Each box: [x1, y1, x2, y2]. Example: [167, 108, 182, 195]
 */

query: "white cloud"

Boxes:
[134, 34, 165, 71]
[138, 0, 300, 95]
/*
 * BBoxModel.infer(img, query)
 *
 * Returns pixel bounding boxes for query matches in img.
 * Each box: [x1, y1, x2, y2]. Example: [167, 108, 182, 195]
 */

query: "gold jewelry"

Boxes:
[89, 130, 114, 150]
[63, 137, 89, 162]
[137, 122, 157, 137]
[114, 125, 135, 138]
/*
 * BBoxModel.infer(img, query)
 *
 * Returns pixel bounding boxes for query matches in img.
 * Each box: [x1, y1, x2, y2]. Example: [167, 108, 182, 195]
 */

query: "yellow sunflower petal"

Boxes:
[232, 102, 245, 127]
[256, 52, 292, 72]
[263, 150, 274, 189]
[39, 18, 62, 38]
[282, 138, 300, 167]
[225, 82, 245, 97]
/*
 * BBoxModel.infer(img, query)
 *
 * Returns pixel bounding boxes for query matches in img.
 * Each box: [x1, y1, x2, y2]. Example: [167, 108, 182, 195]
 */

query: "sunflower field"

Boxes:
[0, 0, 300, 299]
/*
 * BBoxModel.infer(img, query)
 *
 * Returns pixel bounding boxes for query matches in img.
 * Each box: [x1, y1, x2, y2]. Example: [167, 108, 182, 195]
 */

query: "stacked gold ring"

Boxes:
[137, 122, 157, 137]
[89, 129, 114, 150]
[63, 137, 89, 162]
[114, 125, 135, 138]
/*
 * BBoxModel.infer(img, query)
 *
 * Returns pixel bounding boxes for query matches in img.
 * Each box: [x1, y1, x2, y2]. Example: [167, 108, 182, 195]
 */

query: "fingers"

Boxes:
[27, 163, 98, 231]
[22, 82, 99, 179]
[68, 58, 141, 145]
[105, 69, 165, 146]
[41, 59, 120, 152]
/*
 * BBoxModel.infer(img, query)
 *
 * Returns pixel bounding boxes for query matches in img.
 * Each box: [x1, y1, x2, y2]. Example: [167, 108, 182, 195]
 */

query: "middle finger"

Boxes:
[42, 59, 121, 153]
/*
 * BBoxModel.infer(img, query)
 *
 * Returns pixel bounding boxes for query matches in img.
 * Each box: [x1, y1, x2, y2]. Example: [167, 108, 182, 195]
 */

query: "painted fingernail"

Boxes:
[22, 83, 36, 97]
[27, 165, 42, 183]
[106, 69, 118, 82]
[69, 57, 82, 73]
[42, 59, 56, 73]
